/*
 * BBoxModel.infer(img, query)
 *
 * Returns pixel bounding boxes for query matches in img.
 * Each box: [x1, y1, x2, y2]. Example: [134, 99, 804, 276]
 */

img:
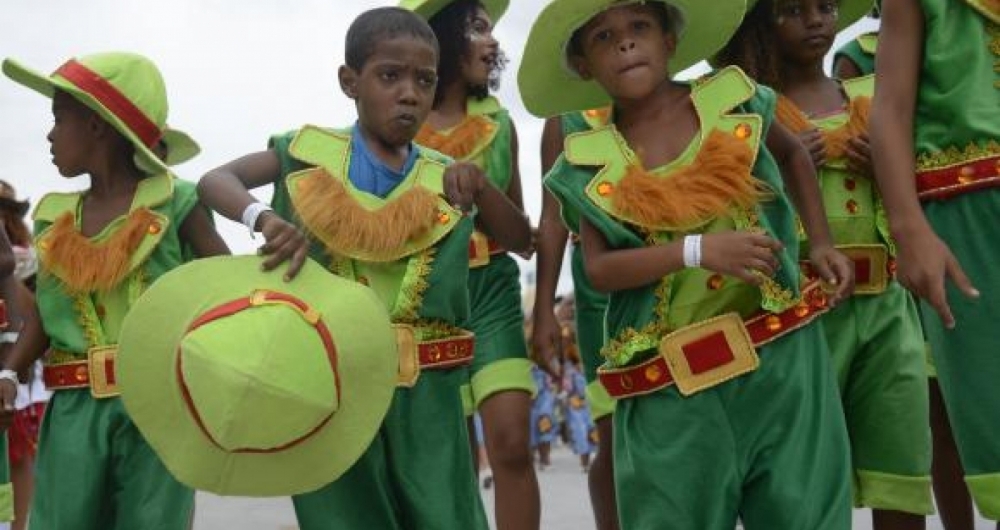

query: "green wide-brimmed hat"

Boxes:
[401, 0, 509, 22]
[117, 256, 398, 497]
[518, 0, 747, 118]
[746, 0, 874, 31]
[161, 127, 200, 166]
[2, 52, 192, 176]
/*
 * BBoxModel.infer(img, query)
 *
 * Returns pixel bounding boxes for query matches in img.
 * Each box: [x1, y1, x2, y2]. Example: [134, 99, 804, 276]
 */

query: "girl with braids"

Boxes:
[402, 2, 539, 529]
[717, 1, 933, 528]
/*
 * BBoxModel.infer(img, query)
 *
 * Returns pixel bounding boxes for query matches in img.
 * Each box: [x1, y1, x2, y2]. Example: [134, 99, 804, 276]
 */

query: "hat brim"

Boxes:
[161, 128, 200, 166]
[405, 0, 509, 22]
[117, 256, 398, 496]
[517, 0, 745, 118]
[2, 58, 171, 176]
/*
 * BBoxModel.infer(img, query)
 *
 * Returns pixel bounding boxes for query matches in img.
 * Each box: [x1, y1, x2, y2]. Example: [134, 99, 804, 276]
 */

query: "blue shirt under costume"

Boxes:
[348, 124, 419, 198]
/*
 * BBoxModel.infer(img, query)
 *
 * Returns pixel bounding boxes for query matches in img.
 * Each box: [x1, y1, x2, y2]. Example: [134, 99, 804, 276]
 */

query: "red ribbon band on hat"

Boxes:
[55, 59, 163, 148]
[176, 290, 342, 454]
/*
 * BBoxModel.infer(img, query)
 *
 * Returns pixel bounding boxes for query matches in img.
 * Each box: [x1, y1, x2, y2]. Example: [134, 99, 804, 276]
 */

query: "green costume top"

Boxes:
[834, 32, 878, 77]
[271, 126, 474, 338]
[415, 96, 513, 192]
[914, 0, 999, 171]
[545, 67, 802, 368]
[33, 173, 199, 362]
[776, 75, 893, 254]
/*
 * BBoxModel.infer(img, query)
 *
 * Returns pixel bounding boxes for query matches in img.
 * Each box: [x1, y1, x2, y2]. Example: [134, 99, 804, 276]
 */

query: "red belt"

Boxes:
[916, 155, 1000, 201]
[43, 346, 119, 398]
[395, 326, 475, 387]
[599, 283, 829, 399]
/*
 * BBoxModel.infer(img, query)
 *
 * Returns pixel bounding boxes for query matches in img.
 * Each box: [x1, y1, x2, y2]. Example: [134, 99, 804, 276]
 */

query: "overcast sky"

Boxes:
[0, 0, 876, 293]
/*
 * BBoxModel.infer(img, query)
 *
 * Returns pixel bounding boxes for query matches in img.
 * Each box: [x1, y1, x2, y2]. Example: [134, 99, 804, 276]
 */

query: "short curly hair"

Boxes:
[345, 7, 439, 72]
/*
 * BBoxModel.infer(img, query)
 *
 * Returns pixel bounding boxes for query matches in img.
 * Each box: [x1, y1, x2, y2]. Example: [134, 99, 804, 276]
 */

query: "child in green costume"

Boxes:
[870, 0, 1000, 524]
[0, 227, 27, 527]
[197, 7, 529, 530]
[521, 0, 858, 528]
[402, 2, 538, 528]
[0, 51, 229, 530]
[717, 1, 933, 527]
[535, 108, 618, 530]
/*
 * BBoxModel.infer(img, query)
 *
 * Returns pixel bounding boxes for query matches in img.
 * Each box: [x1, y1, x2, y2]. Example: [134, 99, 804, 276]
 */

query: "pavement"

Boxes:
[194, 445, 994, 529]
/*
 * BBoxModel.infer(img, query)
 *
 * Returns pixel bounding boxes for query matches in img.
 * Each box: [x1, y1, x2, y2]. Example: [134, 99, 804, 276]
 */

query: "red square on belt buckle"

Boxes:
[681, 331, 735, 375]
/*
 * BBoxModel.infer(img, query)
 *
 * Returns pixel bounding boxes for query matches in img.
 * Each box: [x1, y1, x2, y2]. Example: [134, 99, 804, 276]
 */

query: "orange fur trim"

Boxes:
[611, 130, 766, 230]
[40, 208, 158, 293]
[776, 95, 871, 160]
[415, 115, 497, 160]
[295, 170, 440, 261]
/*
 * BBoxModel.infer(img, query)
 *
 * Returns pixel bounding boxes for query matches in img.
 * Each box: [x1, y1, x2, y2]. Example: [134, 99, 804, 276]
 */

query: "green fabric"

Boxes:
[468, 255, 528, 374]
[833, 33, 877, 77]
[913, 0, 999, 167]
[517, 0, 749, 117]
[821, 282, 932, 514]
[613, 323, 852, 529]
[271, 129, 473, 328]
[965, 473, 1000, 519]
[585, 379, 616, 421]
[921, 191, 1000, 521]
[798, 76, 893, 255]
[472, 98, 514, 193]
[469, 357, 536, 408]
[293, 369, 489, 530]
[0, 435, 10, 522]
[33, 175, 199, 358]
[545, 68, 802, 368]
[31, 390, 194, 530]
[570, 242, 608, 382]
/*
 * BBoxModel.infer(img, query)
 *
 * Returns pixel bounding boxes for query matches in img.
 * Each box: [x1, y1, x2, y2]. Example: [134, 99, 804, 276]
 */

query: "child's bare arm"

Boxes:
[445, 163, 532, 254]
[579, 218, 782, 294]
[870, 0, 976, 328]
[179, 206, 231, 259]
[533, 117, 570, 375]
[198, 150, 309, 280]
[0, 282, 48, 424]
[766, 121, 854, 303]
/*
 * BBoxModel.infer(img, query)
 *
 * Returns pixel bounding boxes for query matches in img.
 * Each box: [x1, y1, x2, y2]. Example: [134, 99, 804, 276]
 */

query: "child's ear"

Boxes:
[569, 54, 593, 81]
[663, 32, 678, 58]
[339, 65, 359, 100]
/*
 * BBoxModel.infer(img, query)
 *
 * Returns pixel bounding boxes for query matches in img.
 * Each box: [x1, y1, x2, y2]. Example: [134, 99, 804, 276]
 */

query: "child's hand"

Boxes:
[700, 231, 784, 285]
[845, 133, 873, 177]
[808, 245, 855, 306]
[798, 129, 827, 169]
[894, 225, 978, 329]
[443, 162, 486, 213]
[257, 212, 309, 281]
[531, 309, 563, 379]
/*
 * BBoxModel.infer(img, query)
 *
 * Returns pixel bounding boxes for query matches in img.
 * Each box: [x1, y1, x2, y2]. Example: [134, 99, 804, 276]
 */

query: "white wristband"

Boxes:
[0, 369, 19, 386]
[241, 202, 273, 232]
[682, 235, 702, 268]
[0, 332, 18, 345]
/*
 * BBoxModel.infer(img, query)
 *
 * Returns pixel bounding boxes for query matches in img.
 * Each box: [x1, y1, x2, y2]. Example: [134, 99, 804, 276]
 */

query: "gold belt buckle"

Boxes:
[839, 244, 889, 295]
[659, 313, 759, 397]
[87, 345, 120, 399]
[469, 231, 491, 269]
[394, 324, 421, 388]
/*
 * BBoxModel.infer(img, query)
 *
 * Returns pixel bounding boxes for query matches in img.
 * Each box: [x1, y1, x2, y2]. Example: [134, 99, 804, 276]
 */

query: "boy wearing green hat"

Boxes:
[198, 6, 528, 530]
[871, 0, 1000, 524]
[0, 51, 229, 530]
[402, 1, 539, 528]
[716, 0, 934, 527]
[521, 0, 857, 528]
[535, 109, 618, 530]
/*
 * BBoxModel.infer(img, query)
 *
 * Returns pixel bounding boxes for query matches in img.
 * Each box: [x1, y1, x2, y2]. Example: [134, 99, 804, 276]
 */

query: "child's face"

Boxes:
[773, 0, 839, 64]
[342, 35, 438, 149]
[569, 3, 676, 104]
[48, 91, 98, 178]
[458, 5, 499, 88]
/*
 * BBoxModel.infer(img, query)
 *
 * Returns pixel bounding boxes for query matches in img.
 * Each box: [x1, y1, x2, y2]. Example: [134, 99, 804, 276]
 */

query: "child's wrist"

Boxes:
[241, 202, 273, 232]
[682, 234, 702, 268]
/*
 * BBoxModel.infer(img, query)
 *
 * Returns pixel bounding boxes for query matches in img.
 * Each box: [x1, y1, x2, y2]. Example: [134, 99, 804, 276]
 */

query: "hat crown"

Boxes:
[68, 52, 169, 130]
[179, 296, 341, 453]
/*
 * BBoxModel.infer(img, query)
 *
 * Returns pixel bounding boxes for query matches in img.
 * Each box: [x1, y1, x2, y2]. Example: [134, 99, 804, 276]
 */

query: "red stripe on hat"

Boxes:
[55, 59, 163, 148]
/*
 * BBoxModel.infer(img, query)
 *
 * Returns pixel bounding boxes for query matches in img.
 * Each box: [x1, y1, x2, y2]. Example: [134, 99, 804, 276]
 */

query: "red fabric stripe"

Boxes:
[55, 60, 163, 148]
[916, 156, 1000, 201]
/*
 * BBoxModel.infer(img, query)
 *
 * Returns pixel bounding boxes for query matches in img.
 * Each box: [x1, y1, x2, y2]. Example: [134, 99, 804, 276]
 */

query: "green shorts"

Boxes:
[31, 390, 194, 530]
[921, 190, 1000, 520]
[464, 255, 534, 411]
[613, 321, 852, 530]
[294, 368, 488, 529]
[821, 282, 932, 514]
